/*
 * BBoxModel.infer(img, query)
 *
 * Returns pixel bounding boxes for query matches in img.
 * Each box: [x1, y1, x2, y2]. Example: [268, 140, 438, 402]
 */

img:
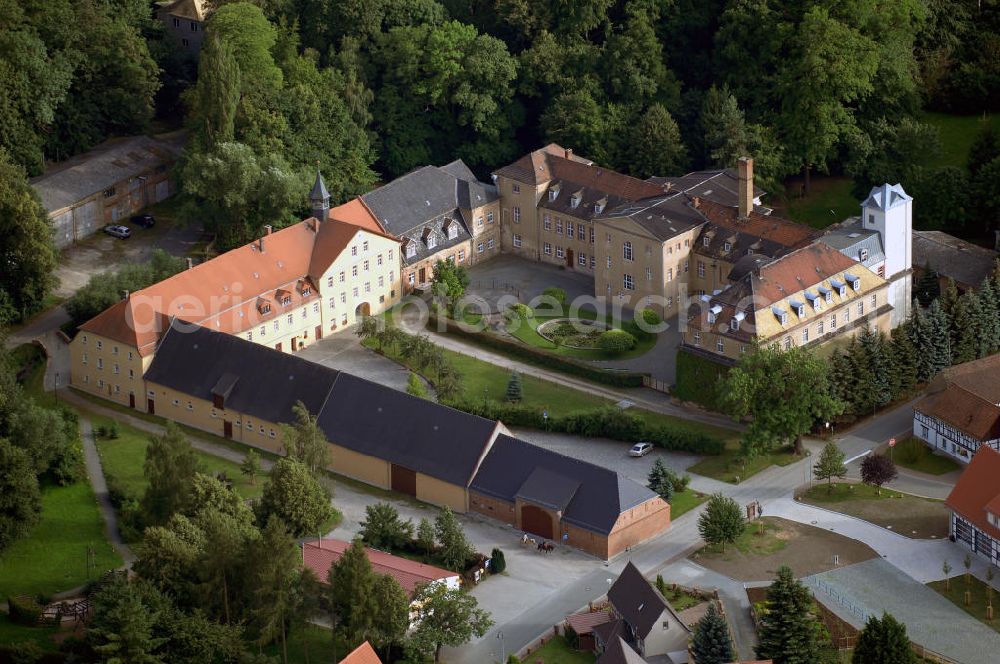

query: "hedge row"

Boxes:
[428, 313, 647, 388]
[673, 347, 731, 409]
[449, 400, 724, 455]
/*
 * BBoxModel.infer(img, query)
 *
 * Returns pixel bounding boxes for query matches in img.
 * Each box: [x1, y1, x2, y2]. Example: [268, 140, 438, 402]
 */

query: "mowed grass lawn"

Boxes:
[527, 635, 595, 663]
[92, 415, 264, 502]
[799, 482, 949, 539]
[779, 176, 857, 229]
[503, 312, 657, 361]
[0, 480, 122, 597]
[921, 111, 1000, 168]
[669, 489, 709, 519]
[929, 575, 1000, 634]
[687, 440, 798, 484]
[890, 437, 962, 476]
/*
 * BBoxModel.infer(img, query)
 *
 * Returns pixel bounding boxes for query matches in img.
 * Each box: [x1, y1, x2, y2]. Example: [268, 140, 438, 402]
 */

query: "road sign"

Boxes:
[889, 438, 897, 448]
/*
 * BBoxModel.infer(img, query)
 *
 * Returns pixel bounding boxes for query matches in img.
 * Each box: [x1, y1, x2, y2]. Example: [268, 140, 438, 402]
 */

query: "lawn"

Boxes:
[778, 176, 858, 229]
[929, 574, 1000, 634]
[687, 440, 798, 483]
[525, 635, 595, 663]
[0, 480, 122, 597]
[921, 111, 1000, 169]
[660, 584, 706, 611]
[504, 311, 657, 361]
[889, 437, 962, 476]
[729, 520, 785, 556]
[799, 482, 949, 539]
[264, 623, 338, 663]
[92, 414, 264, 502]
[367, 337, 736, 443]
[0, 613, 60, 653]
[669, 489, 709, 519]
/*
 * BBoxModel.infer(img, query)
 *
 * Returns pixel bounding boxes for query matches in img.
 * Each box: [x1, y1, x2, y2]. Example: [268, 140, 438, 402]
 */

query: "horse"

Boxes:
[537, 541, 554, 553]
[521, 534, 537, 548]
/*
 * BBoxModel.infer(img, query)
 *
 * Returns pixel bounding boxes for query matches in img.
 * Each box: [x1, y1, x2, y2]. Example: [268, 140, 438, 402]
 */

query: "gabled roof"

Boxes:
[599, 193, 705, 242]
[914, 355, 1000, 440]
[750, 242, 862, 306]
[328, 198, 386, 234]
[308, 219, 398, 281]
[648, 168, 766, 208]
[303, 539, 456, 598]
[316, 372, 500, 487]
[946, 446, 1000, 541]
[596, 636, 646, 664]
[470, 436, 661, 535]
[862, 183, 911, 211]
[144, 320, 339, 424]
[493, 143, 592, 184]
[156, 0, 209, 21]
[607, 562, 683, 640]
[76, 298, 168, 357]
[30, 135, 181, 212]
[913, 230, 999, 289]
[693, 198, 818, 253]
[337, 641, 382, 664]
[566, 610, 614, 636]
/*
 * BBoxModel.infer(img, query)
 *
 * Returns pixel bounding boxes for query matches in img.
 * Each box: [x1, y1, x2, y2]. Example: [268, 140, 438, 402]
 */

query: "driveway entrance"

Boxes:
[521, 504, 554, 539]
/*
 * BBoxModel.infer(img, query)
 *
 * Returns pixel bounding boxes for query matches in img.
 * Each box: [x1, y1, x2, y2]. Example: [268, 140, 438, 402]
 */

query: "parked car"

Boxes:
[130, 214, 155, 228]
[103, 224, 131, 239]
[628, 442, 653, 457]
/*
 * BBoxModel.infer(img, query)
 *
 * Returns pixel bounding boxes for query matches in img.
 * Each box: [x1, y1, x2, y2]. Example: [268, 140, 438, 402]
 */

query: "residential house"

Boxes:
[913, 355, 1000, 463]
[129, 320, 670, 558]
[945, 445, 1000, 565]
[31, 135, 181, 248]
[69, 172, 400, 409]
[912, 230, 999, 293]
[360, 160, 499, 292]
[595, 562, 691, 662]
[301, 538, 460, 598]
[596, 636, 648, 664]
[338, 642, 382, 664]
[155, 0, 208, 55]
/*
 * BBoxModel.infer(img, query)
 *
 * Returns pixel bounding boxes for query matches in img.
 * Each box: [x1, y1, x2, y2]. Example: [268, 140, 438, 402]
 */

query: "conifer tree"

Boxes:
[852, 612, 916, 664]
[691, 602, 733, 664]
[950, 292, 979, 365]
[858, 326, 891, 412]
[978, 278, 1000, 355]
[939, 277, 960, 319]
[756, 566, 820, 664]
[915, 262, 940, 306]
[827, 350, 856, 417]
[647, 458, 674, 502]
[888, 325, 917, 399]
[327, 539, 377, 649]
[925, 300, 952, 377]
[505, 371, 523, 403]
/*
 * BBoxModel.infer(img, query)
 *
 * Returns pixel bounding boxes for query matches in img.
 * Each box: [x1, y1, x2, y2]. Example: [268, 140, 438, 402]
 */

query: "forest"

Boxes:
[2, 0, 1000, 315]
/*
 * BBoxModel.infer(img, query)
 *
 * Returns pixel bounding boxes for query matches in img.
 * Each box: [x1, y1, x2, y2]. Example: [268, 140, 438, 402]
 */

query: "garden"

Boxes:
[798, 482, 950, 539]
[885, 437, 962, 476]
[929, 569, 1000, 634]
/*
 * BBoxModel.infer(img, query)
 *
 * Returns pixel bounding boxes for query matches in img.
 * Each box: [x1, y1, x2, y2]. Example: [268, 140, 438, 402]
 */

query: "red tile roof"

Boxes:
[338, 641, 382, 664]
[566, 610, 613, 636]
[302, 539, 457, 598]
[330, 198, 386, 234]
[753, 243, 861, 306]
[946, 446, 1000, 541]
[695, 197, 818, 250]
[914, 355, 1000, 441]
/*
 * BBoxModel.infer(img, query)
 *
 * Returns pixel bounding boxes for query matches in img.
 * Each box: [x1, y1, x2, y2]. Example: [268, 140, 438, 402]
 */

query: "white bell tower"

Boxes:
[861, 183, 913, 327]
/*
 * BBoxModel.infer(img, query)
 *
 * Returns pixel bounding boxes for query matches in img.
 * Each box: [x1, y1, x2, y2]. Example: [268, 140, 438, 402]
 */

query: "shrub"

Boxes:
[640, 308, 661, 326]
[504, 303, 532, 321]
[541, 287, 567, 305]
[107, 422, 119, 440]
[490, 547, 506, 574]
[7, 595, 43, 625]
[598, 329, 637, 354]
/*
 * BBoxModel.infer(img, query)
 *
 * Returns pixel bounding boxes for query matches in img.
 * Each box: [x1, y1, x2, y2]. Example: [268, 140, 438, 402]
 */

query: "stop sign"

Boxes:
[889, 438, 897, 448]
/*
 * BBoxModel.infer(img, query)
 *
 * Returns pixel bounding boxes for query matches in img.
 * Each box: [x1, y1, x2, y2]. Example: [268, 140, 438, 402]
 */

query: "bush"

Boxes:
[541, 287, 567, 305]
[490, 547, 506, 574]
[504, 303, 532, 321]
[674, 348, 731, 408]
[7, 596, 43, 626]
[107, 422, 119, 440]
[598, 329, 637, 354]
[640, 308, 661, 326]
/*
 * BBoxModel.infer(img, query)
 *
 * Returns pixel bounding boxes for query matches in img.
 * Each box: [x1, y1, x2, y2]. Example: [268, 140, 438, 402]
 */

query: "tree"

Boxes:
[0, 439, 41, 552]
[915, 263, 941, 307]
[943, 560, 953, 591]
[87, 575, 166, 664]
[369, 573, 410, 660]
[505, 371, 523, 403]
[698, 493, 744, 553]
[691, 601, 733, 664]
[205, 3, 283, 94]
[852, 612, 916, 664]
[407, 372, 428, 399]
[190, 36, 241, 149]
[756, 566, 820, 664]
[247, 516, 303, 664]
[624, 104, 688, 178]
[647, 458, 675, 502]
[141, 422, 200, 526]
[887, 325, 918, 400]
[417, 517, 436, 555]
[490, 547, 506, 574]
[813, 443, 847, 492]
[359, 502, 414, 551]
[280, 401, 331, 474]
[241, 449, 261, 487]
[257, 458, 333, 537]
[407, 582, 493, 662]
[431, 259, 471, 314]
[434, 506, 475, 571]
[720, 345, 843, 458]
[327, 538, 377, 649]
[860, 454, 897, 495]
[968, 123, 1000, 178]
[0, 152, 58, 323]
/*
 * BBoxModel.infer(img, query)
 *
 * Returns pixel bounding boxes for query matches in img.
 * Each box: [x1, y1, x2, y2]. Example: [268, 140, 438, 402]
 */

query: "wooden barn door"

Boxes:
[390, 465, 417, 497]
[520, 505, 554, 540]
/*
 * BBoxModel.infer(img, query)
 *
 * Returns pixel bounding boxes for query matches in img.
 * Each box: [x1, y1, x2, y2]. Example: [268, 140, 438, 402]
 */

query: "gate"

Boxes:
[520, 505, 554, 540]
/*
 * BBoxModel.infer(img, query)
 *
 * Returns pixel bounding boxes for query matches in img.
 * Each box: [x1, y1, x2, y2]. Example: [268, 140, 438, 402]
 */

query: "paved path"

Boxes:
[805, 559, 1000, 664]
[79, 418, 135, 566]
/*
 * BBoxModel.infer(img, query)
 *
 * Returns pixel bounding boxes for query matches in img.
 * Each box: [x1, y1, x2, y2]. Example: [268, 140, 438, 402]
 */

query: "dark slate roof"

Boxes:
[470, 435, 659, 535]
[515, 467, 581, 512]
[595, 636, 646, 664]
[913, 230, 999, 289]
[607, 562, 670, 640]
[144, 319, 338, 424]
[820, 217, 885, 269]
[440, 159, 499, 210]
[310, 170, 330, 201]
[399, 213, 473, 268]
[592, 619, 625, 650]
[648, 168, 766, 208]
[862, 183, 911, 211]
[317, 372, 498, 486]
[598, 193, 706, 241]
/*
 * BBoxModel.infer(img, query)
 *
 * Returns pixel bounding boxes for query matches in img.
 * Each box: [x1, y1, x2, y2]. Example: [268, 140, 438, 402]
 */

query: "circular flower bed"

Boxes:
[536, 318, 610, 349]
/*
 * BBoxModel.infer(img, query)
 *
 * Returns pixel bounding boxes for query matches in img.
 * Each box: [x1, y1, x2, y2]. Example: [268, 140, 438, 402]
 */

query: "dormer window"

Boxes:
[707, 305, 722, 324]
[772, 306, 788, 326]
[723, 241, 732, 252]
[859, 248, 869, 261]
[730, 318, 739, 331]
[548, 187, 559, 202]
[427, 235, 437, 249]
[703, 236, 711, 247]
[405, 241, 416, 259]
[845, 273, 861, 291]
[258, 301, 271, 315]
[594, 200, 605, 214]
[570, 193, 581, 209]
[301, 285, 312, 296]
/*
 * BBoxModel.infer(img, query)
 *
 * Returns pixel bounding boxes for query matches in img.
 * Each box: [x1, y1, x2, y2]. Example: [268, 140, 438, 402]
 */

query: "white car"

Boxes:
[629, 442, 654, 457]
[104, 224, 131, 239]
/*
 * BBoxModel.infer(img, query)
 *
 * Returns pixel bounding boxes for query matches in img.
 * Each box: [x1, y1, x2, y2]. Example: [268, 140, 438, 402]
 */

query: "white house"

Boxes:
[912, 355, 1000, 463]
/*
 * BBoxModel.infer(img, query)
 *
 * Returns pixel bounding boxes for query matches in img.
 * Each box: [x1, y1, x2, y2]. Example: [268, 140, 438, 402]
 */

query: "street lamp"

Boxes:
[542, 409, 549, 430]
[496, 631, 505, 663]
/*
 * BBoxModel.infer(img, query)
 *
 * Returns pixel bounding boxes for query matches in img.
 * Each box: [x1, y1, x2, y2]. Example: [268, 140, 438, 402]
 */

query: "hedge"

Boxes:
[598, 329, 637, 354]
[428, 313, 646, 388]
[449, 400, 724, 455]
[7, 596, 43, 626]
[674, 348, 731, 409]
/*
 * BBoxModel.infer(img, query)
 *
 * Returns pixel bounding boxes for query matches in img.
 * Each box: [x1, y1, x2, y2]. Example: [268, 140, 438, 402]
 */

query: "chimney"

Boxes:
[738, 157, 754, 219]
[123, 290, 129, 301]
[186, 257, 193, 270]
[265, 225, 273, 235]
[692, 196, 701, 209]
[565, 148, 573, 160]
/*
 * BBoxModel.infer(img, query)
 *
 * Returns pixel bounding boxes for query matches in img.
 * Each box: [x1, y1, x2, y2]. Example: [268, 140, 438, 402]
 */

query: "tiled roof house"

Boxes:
[946, 445, 1000, 563]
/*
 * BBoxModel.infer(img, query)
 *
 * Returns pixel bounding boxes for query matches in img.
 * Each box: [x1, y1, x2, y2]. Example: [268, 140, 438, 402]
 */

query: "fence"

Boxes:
[809, 577, 870, 623]
[642, 375, 671, 394]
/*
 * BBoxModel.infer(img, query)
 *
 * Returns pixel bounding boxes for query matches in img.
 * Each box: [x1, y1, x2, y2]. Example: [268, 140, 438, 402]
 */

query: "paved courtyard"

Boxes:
[465, 254, 594, 312]
[296, 329, 415, 393]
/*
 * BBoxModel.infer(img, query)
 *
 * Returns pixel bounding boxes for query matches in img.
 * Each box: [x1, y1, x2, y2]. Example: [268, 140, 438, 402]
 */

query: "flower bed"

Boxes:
[536, 318, 609, 349]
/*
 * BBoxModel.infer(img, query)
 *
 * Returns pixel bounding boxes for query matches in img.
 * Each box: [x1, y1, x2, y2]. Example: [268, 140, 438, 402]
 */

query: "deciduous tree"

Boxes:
[860, 454, 897, 495]
[697, 493, 743, 553]
[280, 401, 331, 474]
[141, 422, 200, 526]
[407, 583, 493, 662]
[257, 458, 333, 538]
[435, 506, 475, 571]
[813, 443, 847, 492]
[359, 502, 414, 551]
[0, 439, 41, 553]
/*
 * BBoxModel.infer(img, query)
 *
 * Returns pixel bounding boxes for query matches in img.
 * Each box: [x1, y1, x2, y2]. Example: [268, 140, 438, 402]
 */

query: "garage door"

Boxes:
[155, 180, 170, 203]
[521, 505, 554, 540]
[52, 211, 73, 248]
[73, 200, 99, 241]
[390, 464, 417, 497]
